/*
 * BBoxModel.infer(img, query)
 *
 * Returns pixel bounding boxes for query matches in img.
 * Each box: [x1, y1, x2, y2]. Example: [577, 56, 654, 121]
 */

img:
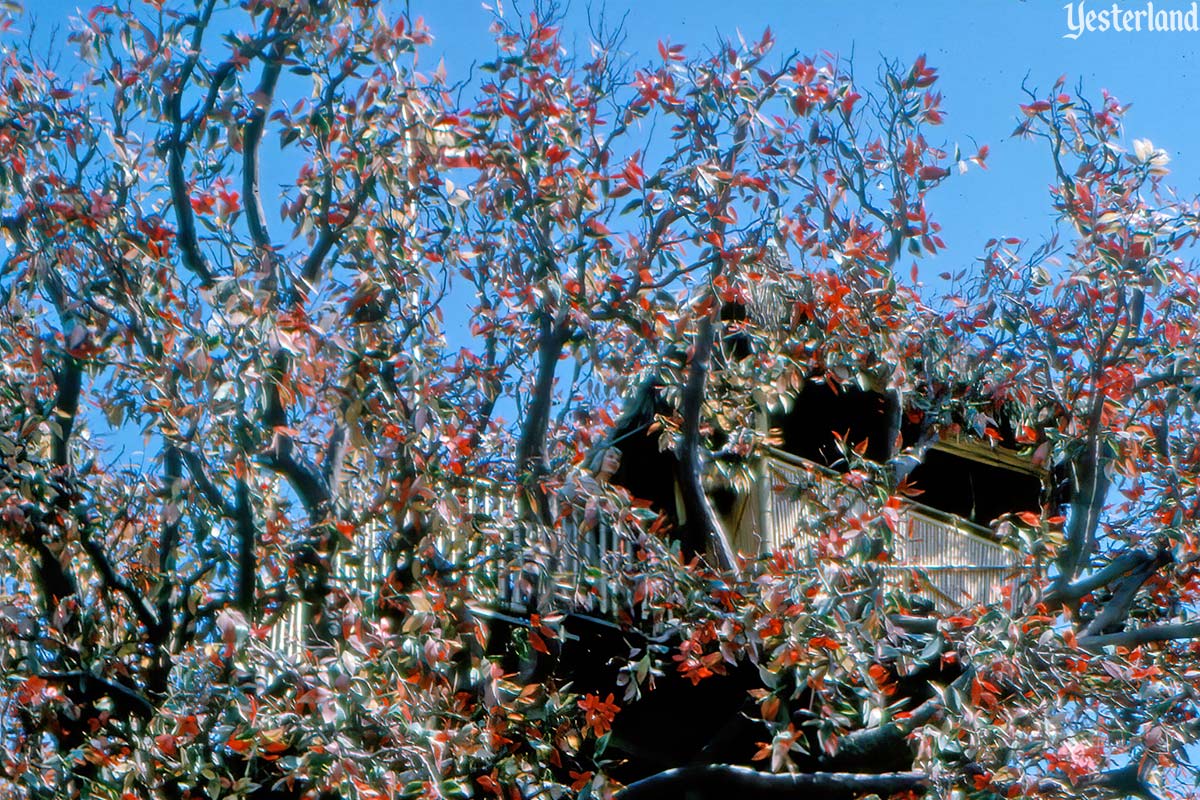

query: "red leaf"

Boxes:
[154, 733, 177, 757]
[226, 737, 251, 753]
[585, 218, 611, 237]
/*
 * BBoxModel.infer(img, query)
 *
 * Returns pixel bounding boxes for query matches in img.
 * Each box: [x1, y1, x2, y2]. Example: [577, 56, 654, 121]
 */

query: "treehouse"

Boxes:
[601, 375, 1046, 612]
[268, 376, 1047, 660]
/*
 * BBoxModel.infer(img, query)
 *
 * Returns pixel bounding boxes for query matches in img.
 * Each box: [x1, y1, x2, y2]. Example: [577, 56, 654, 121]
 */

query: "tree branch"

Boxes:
[258, 352, 332, 520]
[18, 517, 78, 610]
[181, 447, 236, 519]
[674, 307, 737, 574]
[42, 276, 84, 470]
[166, 146, 215, 287]
[1079, 620, 1200, 650]
[615, 766, 927, 800]
[234, 475, 256, 614]
[1014, 763, 1163, 800]
[164, 0, 219, 287]
[1046, 548, 1163, 607]
[301, 178, 372, 287]
[159, 446, 183, 573]
[321, 423, 349, 500]
[49, 353, 82, 469]
[41, 670, 154, 720]
[1082, 546, 1171, 637]
[1057, 374, 1111, 590]
[829, 667, 973, 768]
[515, 315, 568, 523]
[242, 40, 286, 253]
[671, 115, 752, 576]
[153, 444, 183, 672]
[78, 519, 163, 637]
[261, 436, 332, 520]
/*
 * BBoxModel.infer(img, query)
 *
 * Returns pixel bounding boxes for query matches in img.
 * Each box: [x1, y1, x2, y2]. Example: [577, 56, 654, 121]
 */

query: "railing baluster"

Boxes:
[599, 524, 610, 615]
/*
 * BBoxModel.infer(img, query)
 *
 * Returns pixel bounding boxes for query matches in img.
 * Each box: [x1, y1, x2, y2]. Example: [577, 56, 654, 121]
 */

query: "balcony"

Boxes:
[267, 448, 1022, 653]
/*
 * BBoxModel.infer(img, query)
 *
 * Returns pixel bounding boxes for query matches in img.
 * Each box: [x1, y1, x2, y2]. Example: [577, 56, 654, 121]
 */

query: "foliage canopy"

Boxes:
[0, 2, 1199, 799]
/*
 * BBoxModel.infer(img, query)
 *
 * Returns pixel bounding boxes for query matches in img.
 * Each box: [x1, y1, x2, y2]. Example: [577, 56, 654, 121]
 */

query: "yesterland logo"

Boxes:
[1064, 1, 1200, 38]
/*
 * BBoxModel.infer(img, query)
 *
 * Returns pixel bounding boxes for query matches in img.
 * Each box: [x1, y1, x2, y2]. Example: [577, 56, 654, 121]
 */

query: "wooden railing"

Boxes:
[762, 454, 850, 554]
[762, 449, 1019, 608]
[894, 507, 1019, 607]
[267, 479, 641, 654]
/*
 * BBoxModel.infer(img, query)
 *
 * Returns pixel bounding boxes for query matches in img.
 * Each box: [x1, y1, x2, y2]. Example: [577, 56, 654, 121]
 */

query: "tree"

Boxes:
[0, 1, 1198, 799]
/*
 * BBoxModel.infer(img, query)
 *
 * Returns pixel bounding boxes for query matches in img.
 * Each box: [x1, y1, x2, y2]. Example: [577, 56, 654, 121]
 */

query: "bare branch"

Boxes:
[1080, 621, 1200, 651]
[78, 519, 163, 637]
[615, 766, 928, 800]
[41, 671, 154, 720]
[181, 447, 236, 519]
[234, 476, 256, 614]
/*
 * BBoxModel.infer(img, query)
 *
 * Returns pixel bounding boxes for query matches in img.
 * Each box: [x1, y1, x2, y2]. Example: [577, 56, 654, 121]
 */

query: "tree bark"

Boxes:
[50, 353, 82, 469]
[675, 311, 738, 573]
[515, 316, 568, 523]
